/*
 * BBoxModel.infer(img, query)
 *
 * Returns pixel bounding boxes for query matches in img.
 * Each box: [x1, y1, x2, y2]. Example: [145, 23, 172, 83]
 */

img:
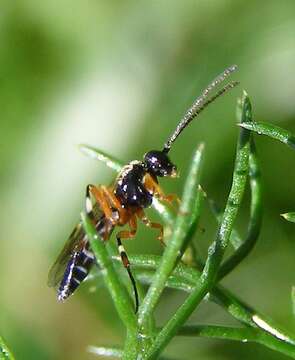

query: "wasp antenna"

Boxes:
[163, 65, 239, 153]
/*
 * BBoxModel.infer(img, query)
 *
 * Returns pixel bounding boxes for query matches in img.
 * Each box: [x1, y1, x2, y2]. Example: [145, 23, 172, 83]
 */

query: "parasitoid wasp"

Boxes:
[48, 65, 239, 312]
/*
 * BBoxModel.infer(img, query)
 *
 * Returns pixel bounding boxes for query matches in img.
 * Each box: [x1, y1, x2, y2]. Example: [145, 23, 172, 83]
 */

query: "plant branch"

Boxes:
[128, 260, 295, 358]
[81, 213, 137, 333]
[207, 195, 243, 250]
[177, 325, 295, 357]
[219, 131, 263, 278]
[79, 107, 294, 359]
[180, 186, 205, 258]
[177, 324, 258, 341]
[145, 92, 251, 358]
[137, 144, 205, 332]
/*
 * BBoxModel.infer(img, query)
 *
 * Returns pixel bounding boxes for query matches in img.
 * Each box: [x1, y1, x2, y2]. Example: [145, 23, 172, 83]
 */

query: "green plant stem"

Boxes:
[180, 185, 205, 258]
[122, 331, 139, 360]
[207, 195, 243, 250]
[79, 110, 294, 359]
[177, 324, 258, 341]
[204, 118, 263, 280]
[145, 93, 251, 359]
[177, 325, 295, 357]
[219, 138, 263, 279]
[107, 242, 157, 349]
[129, 260, 295, 358]
[111, 255, 255, 327]
[114, 240, 295, 353]
[238, 121, 295, 150]
[135, 269, 195, 293]
[87, 345, 123, 358]
[80, 213, 137, 334]
[137, 144, 204, 333]
[122, 254, 293, 338]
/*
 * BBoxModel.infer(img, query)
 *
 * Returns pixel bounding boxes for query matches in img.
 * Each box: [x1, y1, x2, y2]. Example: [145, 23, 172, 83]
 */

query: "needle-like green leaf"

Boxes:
[238, 121, 295, 150]
[219, 95, 263, 279]
[207, 196, 243, 250]
[137, 144, 204, 333]
[281, 212, 295, 223]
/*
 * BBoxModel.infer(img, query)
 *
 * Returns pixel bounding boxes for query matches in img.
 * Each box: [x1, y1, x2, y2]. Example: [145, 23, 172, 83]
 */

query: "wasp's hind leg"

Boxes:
[85, 185, 116, 241]
[136, 208, 165, 246]
[100, 185, 130, 224]
[86, 184, 114, 219]
[116, 216, 139, 313]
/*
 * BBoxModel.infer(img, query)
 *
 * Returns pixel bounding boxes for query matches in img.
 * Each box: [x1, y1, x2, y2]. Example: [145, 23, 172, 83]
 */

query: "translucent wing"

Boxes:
[48, 202, 104, 288]
[47, 222, 86, 288]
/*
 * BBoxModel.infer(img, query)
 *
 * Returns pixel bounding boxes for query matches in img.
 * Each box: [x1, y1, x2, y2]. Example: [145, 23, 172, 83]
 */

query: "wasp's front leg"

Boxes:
[144, 173, 180, 208]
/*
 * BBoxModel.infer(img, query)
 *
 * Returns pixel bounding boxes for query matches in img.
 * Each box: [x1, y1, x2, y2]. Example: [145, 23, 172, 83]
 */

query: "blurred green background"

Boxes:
[1, 1, 295, 359]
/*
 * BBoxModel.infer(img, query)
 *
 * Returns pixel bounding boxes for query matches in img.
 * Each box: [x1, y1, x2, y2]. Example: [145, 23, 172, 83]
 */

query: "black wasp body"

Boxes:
[49, 151, 177, 305]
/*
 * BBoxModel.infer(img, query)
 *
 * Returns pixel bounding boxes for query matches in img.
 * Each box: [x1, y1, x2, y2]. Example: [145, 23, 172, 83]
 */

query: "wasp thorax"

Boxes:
[115, 162, 153, 208]
[144, 150, 177, 177]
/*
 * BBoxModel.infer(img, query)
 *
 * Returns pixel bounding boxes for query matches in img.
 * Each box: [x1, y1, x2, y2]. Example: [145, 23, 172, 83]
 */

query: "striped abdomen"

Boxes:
[58, 216, 114, 302]
[57, 241, 94, 301]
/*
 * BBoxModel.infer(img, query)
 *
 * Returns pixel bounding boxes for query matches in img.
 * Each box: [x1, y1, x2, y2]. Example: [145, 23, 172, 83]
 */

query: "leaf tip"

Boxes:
[79, 143, 92, 157]
[198, 184, 207, 197]
[198, 142, 205, 152]
[280, 211, 295, 223]
[281, 212, 295, 223]
[242, 89, 249, 98]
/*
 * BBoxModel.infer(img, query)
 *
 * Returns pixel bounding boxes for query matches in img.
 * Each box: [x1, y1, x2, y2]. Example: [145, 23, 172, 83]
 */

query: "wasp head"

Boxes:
[143, 150, 177, 178]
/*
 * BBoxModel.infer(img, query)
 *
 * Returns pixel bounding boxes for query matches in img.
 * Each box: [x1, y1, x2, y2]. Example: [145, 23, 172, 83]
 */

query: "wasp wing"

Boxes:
[47, 222, 86, 288]
[48, 202, 104, 288]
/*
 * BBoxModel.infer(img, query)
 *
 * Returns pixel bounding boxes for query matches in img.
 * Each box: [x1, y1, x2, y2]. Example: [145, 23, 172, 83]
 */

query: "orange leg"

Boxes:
[160, 193, 181, 205]
[86, 185, 113, 220]
[143, 173, 180, 208]
[116, 216, 137, 244]
[100, 185, 130, 225]
[136, 208, 165, 246]
[85, 184, 116, 241]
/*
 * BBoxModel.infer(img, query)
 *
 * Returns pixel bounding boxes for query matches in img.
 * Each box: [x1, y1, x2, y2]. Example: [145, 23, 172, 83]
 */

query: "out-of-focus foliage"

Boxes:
[282, 213, 295, 224]
[1, 1, 295, 359]
[0, 335, 15, 360]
